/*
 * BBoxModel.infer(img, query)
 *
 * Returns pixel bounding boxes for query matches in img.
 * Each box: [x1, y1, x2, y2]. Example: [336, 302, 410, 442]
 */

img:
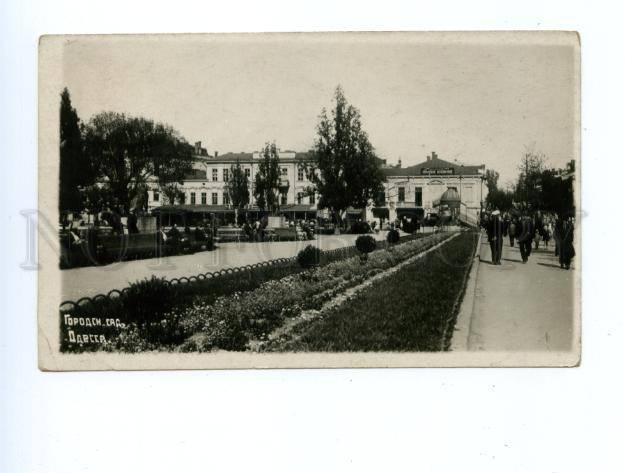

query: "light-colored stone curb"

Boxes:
[450, 230, 483, 351]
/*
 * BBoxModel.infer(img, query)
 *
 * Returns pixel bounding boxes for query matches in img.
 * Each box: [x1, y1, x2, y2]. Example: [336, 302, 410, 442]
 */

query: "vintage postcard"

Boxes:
[38, 32, 581, 370]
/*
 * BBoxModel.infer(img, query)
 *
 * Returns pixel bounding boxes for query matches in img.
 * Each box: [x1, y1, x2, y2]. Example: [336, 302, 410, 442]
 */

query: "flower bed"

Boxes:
[265, 231, 478, 352]
[60, 233, 429, 353]
[171, 231, 452, 352]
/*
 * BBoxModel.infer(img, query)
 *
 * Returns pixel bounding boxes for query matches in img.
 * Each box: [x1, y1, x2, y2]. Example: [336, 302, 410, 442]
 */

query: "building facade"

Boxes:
[147, 143, 318, 217]
[370, 152, 487, 225]
[148, 145, 487, 225]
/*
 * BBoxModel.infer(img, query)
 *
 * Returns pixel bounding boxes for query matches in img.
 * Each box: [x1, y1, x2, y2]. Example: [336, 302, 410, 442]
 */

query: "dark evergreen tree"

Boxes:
[253, 142, 282, 213]
[228, 160, 250, 210]
[59, 88, 92, 214]
[307, 86, 383, 225]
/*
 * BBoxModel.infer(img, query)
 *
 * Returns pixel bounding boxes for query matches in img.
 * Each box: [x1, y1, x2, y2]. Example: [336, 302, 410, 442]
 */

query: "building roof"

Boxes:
[193, 151, 313, 163]
[382, 156, 484, 177]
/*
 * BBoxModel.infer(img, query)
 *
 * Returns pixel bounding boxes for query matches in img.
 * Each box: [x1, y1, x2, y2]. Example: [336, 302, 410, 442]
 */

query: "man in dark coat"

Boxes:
[559, 216, 575, 269]
[516, 214, 534, 263]
[487, 209, 504, 265]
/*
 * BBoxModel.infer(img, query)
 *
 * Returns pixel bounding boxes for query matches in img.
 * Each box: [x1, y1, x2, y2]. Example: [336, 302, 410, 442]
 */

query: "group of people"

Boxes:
[483, 209, 575, 269]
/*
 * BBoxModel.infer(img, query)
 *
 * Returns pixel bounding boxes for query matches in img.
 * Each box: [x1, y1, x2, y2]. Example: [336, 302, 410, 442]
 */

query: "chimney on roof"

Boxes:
[398, 159, 402, 168]
[194, 141, 202, 155]
[214, 151, 218, 158]
[432, 151, 437, 160]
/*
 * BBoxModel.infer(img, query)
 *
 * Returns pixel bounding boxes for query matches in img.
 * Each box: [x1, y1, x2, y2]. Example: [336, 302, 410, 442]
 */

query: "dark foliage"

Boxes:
[59, 88, 95, 214]
[307, 86, 384, 224]
[297, 245, 322, 269]
[349, 220, 372, 234]
[355, 235, 377, 255]
[386, 229, 400, 244]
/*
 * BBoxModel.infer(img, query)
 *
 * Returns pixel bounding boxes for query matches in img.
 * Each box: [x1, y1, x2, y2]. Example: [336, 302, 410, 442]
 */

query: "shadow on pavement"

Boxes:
[537, 262, 571, 270]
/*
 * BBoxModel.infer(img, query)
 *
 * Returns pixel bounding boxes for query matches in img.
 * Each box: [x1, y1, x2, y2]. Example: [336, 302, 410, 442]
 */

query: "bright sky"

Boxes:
[62, 33, 578, 185]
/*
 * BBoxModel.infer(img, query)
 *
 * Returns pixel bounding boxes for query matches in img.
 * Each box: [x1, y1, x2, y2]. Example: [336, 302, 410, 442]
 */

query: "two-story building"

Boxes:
[148, 142, 318, 224]
[149, 144, 487, 227]
[370, 152, 487, 226]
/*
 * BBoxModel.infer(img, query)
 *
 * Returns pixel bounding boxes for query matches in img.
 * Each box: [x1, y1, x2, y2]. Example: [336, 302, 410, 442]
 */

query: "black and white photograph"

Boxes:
[38, 32, 580, 369]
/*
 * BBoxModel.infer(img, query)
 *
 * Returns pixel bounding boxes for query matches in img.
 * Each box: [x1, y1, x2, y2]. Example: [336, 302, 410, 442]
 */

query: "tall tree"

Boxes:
[83, 112, 193, 214]
[253, 142, 282, 213]
[308, 86, 383, 224]
[228, 160, 250, 210]
[59, 88, 93, 214]
[515, 149, 547, 210]
[484, 169, 499, 194]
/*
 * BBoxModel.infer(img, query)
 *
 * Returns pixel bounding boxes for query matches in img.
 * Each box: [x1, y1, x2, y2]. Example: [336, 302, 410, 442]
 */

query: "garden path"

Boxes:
[462, 234, 576, 352]
[61, 229, 433, 301]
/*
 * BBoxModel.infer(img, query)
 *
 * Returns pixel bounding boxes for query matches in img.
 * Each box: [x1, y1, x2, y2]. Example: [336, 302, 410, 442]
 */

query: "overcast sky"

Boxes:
[62, 33, 578, 185]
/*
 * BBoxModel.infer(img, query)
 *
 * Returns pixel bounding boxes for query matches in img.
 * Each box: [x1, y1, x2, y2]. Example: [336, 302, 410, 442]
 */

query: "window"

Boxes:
[398, 187, 405, 202]
[281, 168, 288, 176]
[415, 187, 422, 207]
[297, 167, 304, 181]
[190, 192, 196, 205]
[212, 193, 218, 205]
[309, 192, 315, 204]
[201, 192, 207, 205]
[153, 190, 160, 202]
[212, 169, 218, 182]
[180, 193, 186, 204]
[223, 192, 230, 206]
[297, 192, 303, 204]
[281, 193, 288, 205]
[223, 168, 229, 182]
[245, 168, 251, 178]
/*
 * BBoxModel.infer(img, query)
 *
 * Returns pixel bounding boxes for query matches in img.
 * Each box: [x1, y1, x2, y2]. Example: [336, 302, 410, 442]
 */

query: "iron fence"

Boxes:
[59, 232, 424, 313]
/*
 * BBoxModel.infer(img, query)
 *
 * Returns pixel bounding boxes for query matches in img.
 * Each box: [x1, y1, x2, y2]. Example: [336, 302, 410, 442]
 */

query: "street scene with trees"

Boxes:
[55, 35, 578, 359]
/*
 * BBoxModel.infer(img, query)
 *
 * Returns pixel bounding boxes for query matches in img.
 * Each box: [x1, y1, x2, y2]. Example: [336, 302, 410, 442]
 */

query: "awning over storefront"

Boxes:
[152, 205, 233, 214]
[396, 207, 424, 219]
[372, 207, 390, 219]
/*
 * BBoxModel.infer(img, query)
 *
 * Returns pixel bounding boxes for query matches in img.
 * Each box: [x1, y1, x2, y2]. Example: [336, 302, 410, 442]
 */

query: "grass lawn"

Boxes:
[271, 231, 478, 352]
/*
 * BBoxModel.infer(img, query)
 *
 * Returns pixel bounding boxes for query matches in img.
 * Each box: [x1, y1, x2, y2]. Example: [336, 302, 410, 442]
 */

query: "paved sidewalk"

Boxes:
[61, 229, 433, 301]
[464, 234, 576, 352]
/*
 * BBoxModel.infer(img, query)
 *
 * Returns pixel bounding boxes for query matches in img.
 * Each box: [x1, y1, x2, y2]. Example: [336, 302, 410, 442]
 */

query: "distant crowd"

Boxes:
[481, 209, 575, 269]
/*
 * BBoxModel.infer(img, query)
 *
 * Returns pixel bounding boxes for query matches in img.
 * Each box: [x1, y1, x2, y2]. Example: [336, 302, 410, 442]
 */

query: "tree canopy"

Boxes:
[253, 142, 283, 213]
[83, 111, 194, 213]
[307, 86, 383, 222]
[228, 160, 250, 210]
[59, 88, 95, 213]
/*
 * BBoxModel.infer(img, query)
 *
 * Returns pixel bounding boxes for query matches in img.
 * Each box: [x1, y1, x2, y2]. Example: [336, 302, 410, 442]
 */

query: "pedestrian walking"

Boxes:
[516, 214, 534, 263]
[508, 217, 517, 247]
[543, 221, 552, 248]
[554, 214, 563, 257]
[487, 209, 504, 265]
[559, 215, 575, 270]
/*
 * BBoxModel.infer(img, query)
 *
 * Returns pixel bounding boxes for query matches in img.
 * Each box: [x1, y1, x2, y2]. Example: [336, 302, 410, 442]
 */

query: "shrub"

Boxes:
[121, 276, 177, 326]
[297, 245, 322, 269]
[355, 235, 377, 257]
[349, 221, 371, 234]
[402, 219, 420, 234]
[387, 229, 400, 245]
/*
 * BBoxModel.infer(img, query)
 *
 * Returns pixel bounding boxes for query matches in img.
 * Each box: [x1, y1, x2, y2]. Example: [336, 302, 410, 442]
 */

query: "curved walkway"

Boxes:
[61, 229, 433, 301]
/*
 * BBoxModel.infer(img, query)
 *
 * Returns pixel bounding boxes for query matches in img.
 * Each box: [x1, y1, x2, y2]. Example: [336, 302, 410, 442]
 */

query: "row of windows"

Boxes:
[207, 167, 307, 182]
[154, 190, 315, 206]
[396, 187, 423, 206]
[210, 168, 252, 182]
[393, 186, 474, 205]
